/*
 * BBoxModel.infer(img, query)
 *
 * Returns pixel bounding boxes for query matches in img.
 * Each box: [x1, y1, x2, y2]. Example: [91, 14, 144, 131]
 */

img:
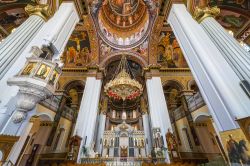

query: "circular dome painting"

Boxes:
[96, 0, 152, 49]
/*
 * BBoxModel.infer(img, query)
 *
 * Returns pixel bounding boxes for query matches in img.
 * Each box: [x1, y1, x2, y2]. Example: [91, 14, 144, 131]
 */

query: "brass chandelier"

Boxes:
[104, 56, 143, 101]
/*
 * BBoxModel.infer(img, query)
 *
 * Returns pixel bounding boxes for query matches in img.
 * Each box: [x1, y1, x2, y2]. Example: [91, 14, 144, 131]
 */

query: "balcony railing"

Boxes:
[187, 92, 205, 112]
[40, 95, 62, 111]
[80, 157, 165, 164]
[173, 106, 186, 121]
[61, 105, 75, 120]
[107, 113, 141, 124]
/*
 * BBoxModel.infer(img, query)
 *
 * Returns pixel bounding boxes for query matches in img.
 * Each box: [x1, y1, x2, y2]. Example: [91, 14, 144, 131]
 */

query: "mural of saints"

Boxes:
[21, 62, 36, 75]
[226, 134, 250, 164]
[35, 64, 50, 79]
[63, 31, 92, 67]
[157, 32, 188, 68]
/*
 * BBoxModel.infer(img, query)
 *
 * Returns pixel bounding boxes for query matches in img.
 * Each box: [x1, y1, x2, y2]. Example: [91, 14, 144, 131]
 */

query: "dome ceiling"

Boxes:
[95, 0, 152, 49]
[101, 0, 147, 32]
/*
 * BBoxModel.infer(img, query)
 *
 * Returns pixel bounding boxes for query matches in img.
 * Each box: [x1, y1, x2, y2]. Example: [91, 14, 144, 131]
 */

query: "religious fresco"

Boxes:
[49, 70, 59, 85]
[62, 30, 92, 67]
[209, 0, 250, 10]
[100, 39, 114, 58]
[220, 129, 250, 165]
[132, 39, 148, 58]
[157, 31, 188, 68]
[216, 9, 249, 34]
[0, 8, 27, 33]
[21, 62, 37, 75]
[35, 64, 51, 79]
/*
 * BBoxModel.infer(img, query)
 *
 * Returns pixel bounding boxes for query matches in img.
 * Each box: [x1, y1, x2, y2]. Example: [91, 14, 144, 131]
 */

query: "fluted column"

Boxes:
[74, 77, 102, 163]
[146, 77, 172, 163]
[167, 4, 250, 132]
[140, 97, 152, 156]
[194, 6, 250, 118]
[0, 4, 50, 80]
[96, 113, 106, 154]
[7, 116, 38, 164]
[142, 113, 152, 156]
[96, 97, 108, 154]
[0, 2, 79, 130]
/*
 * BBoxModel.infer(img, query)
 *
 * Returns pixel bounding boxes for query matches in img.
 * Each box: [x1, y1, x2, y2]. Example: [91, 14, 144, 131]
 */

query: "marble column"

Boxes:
[0, 2, 79, 131]
[96, 97, 108, 154]
[146, 77, 172, 163]
[167, 4, 250, 131]
[194, 7, 250, 118]
[7, 116, 38, 164]
[96, 113, 106, 154]
[142, 113, 152, 156]
[74, 77, 102, 162]
[0, 4, 49, 80]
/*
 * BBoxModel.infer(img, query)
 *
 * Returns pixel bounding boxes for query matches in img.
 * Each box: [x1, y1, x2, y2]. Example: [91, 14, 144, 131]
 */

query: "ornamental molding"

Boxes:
[193, 6, 220, 24]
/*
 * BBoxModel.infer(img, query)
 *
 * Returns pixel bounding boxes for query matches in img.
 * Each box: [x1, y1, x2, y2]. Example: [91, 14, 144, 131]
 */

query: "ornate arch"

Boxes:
[162, 79, 185, 91]
[99, 50, 148, 68]
[62, 80, 85, 92]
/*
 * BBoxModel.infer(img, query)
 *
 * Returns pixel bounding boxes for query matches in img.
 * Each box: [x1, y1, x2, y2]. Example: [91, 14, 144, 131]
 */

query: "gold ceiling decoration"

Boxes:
[193, 6, 220, 23]
[104, 56, 143, 101]
[99, 0, 148, 36]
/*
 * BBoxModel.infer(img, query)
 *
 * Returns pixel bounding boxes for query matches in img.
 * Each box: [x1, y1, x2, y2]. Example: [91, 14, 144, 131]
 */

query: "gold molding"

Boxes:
[25, 4, 51, 21]
[193, 6, 220, 24]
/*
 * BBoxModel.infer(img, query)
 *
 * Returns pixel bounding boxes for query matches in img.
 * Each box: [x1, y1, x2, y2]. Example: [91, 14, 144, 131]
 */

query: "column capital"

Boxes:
[25, 4, 51, 21]
[193, 6, 220, 23]
[143, 65, 161, 79]
[87, 65, 104, 79]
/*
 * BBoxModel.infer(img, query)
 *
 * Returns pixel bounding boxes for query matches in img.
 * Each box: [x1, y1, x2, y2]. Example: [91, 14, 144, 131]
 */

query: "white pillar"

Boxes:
[43, 2, 79, 56]
[201, 17, 250, 83]
[74, 77, 102, 162]
[96, 113, 106, 154]
[142, 113, 152, 156]
[0, 2, 79, 132]
[200, 16, 250, 119]
[0, 14, 45, 80]
[146, 77, 172, 162]
[167, 4, 250, 131]
[7, 120, 34, 164]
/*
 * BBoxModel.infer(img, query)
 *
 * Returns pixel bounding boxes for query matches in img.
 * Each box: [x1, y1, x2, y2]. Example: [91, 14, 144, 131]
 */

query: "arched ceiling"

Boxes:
[0, 0, 249, 67]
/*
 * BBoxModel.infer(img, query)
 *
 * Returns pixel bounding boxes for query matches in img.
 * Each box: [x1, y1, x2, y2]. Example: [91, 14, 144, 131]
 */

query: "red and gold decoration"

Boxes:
[104, 56, 143, 101]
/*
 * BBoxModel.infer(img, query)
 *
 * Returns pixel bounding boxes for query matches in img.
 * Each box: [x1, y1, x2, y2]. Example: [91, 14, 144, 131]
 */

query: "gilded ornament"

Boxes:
[140, 97, 148, 114]
[104, 56, 143, 101]
[25, 4, 51, 21]
[193, 6, 220, 24]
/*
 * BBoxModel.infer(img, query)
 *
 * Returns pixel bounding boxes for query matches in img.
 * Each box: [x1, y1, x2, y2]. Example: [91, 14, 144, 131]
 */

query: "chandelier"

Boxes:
[104, 56, 143, 101]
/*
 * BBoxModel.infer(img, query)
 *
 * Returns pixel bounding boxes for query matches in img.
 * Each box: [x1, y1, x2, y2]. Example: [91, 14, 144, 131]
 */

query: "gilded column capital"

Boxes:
[193, 6, 220, 24]
[25, 4, 51, 21]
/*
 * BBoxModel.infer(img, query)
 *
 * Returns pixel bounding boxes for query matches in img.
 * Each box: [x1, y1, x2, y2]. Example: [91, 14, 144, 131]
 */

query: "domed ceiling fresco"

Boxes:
[93, 0, 154, 49]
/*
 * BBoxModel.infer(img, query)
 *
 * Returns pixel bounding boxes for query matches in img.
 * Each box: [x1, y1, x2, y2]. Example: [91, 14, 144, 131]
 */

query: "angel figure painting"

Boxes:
[157, 31, 188, 68]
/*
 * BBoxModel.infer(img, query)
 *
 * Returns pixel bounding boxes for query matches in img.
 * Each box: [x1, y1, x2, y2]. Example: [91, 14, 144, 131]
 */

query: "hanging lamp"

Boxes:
[104, 55, 143, 101]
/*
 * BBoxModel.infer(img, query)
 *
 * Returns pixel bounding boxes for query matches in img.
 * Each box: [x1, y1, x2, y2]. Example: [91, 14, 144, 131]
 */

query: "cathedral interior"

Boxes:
[0, 0, 250, 166]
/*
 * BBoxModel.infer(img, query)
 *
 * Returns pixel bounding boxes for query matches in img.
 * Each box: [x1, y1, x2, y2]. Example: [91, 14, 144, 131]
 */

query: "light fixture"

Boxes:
[104, 55, 143, 101]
